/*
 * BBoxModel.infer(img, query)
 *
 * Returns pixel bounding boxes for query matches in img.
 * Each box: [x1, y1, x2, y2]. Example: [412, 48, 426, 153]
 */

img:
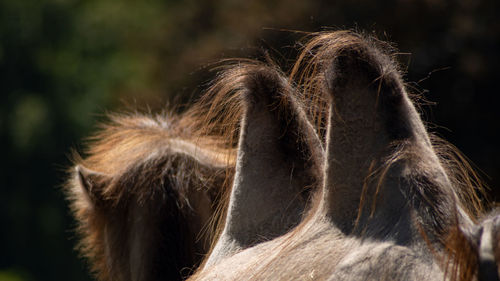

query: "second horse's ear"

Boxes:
[74, 165, 107, 205]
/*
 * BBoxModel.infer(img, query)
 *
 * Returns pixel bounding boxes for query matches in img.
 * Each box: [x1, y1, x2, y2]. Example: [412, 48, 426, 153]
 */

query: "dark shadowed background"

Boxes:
[1, 0, 499, 280]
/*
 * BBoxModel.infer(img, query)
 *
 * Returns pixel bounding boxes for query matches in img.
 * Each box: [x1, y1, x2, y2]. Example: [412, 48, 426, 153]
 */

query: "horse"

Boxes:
[65, 112, 236, 281]
[66, 31, 499, 281]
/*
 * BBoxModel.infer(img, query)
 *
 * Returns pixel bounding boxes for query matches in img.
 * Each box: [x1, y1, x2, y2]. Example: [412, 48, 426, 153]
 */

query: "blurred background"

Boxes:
[0, 0, 499, 280]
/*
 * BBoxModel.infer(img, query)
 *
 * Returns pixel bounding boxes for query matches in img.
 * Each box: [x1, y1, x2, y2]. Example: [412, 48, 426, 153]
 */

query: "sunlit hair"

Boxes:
[66, 31, 488, 281]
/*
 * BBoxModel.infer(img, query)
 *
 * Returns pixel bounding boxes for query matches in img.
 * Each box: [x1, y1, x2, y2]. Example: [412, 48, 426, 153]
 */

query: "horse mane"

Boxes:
[66, 31, 489, 281]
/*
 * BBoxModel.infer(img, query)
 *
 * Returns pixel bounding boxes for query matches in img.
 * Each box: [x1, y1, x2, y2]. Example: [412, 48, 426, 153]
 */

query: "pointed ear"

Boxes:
[206, 65, 323, 266]
[317, 34, 457, 237]
[74, 165, 107, 204]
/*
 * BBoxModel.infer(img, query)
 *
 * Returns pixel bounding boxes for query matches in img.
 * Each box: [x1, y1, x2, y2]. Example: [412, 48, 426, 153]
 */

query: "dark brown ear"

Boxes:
[74, 165, 107, 204]
[205, 65, 323, 266]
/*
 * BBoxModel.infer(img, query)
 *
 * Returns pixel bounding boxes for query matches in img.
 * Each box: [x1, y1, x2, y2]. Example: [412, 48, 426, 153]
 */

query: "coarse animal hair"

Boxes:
[66, 30, 495, 281]
[65, 112, 234, 281]
[191, 31, 490, 280]
[66, 61, 297, 280]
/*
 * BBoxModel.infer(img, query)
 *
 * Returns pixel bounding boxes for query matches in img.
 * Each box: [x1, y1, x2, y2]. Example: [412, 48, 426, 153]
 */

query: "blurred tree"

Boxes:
[0, 0, 498, 280]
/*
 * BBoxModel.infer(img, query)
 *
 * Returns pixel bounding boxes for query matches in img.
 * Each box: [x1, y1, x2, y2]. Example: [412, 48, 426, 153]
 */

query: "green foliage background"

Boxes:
[1, 0, 498, 280]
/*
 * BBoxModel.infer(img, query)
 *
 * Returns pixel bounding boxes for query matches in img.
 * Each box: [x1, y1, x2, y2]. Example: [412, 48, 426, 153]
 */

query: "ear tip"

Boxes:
[74, 165, 89, 189]
[75, 165, 92, 180]
[242, 67, 288, 106]
[74, 164, 83, 175]
[326, 46, 383, 90]
[74, 165, 105, 194]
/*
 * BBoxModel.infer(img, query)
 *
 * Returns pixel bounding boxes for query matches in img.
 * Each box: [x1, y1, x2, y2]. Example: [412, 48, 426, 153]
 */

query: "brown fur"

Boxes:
[66, 31, 491, 281]
[66, 113, 236, 281]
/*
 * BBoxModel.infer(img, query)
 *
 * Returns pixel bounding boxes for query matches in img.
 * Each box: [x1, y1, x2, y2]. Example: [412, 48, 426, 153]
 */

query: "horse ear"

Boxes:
[205, 66, 323, 266]
[74, 165, 106, 204]
[317, 34, 458, 239]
